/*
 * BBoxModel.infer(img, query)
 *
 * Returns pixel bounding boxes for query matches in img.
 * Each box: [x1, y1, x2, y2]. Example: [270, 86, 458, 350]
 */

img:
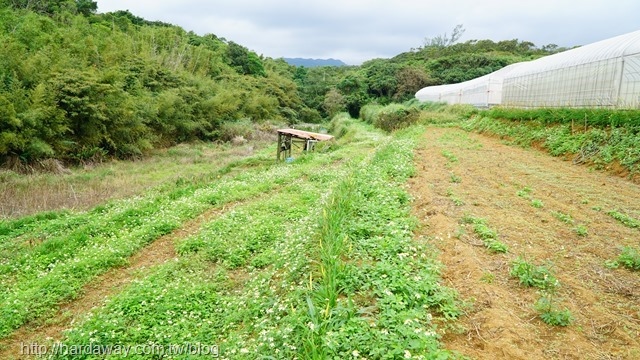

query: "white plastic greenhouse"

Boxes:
[415, 30, 640, 109]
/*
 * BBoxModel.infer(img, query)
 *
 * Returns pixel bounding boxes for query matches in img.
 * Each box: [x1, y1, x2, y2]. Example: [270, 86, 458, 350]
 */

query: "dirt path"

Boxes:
[0, 203, 239, 359]
[409, 127, 640, 360]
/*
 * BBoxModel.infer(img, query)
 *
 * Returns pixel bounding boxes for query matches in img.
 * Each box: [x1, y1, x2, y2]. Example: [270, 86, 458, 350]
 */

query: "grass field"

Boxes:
[1, 116, 639, 359]
[0, 121, 464, 359]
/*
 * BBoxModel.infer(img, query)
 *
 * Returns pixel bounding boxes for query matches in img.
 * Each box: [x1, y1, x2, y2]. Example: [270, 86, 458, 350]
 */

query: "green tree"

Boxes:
[75, 0, 96, 16]
[337, 73, 368, 118]
[226, 41, 266, 77]
[361, 59, 399, 102]
[0, 94, 22, 156]
[394, 66, 435, 101]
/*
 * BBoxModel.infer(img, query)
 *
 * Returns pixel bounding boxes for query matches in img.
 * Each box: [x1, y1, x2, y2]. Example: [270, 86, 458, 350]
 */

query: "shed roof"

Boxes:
[277, 129, 334, 141]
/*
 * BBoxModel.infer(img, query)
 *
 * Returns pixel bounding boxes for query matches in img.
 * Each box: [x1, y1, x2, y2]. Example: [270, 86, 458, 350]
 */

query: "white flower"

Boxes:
[352, 350, 360, 358]
[404, 350, 412, 359]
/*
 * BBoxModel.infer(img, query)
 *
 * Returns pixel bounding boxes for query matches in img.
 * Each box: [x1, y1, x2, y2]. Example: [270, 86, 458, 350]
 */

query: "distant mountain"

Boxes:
[283, 58, 347, 67]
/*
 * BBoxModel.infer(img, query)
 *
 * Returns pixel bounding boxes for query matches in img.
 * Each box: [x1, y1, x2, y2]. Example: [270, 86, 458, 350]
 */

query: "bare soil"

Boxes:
[409, 127, 640, 360]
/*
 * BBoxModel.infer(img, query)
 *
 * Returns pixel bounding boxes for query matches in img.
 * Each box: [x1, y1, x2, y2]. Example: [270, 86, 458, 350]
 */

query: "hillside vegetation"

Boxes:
[0, 2, 560, 168]
[0, 1, 310, 166]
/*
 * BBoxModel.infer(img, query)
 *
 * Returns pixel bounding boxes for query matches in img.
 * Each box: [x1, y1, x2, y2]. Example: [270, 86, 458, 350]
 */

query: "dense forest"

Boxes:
[0, 0, 561, 167]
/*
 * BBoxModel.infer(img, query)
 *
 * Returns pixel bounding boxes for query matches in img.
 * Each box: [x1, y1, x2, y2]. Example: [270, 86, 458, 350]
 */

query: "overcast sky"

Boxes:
[96, 0, 639, 65]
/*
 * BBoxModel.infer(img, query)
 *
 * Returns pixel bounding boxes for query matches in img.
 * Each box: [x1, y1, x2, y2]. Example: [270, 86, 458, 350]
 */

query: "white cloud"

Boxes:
[97, 0, 640, 65]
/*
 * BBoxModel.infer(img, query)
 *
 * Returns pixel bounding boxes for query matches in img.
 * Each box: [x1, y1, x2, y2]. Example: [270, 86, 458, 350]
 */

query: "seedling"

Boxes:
[535, 293, 573, 326]
[480, 272, 495, 284]
[441, 150, 458, 163]
[551, 211, 573, 224]
[449, 173, 462, 183]
[517, 187, 532, 198]
[574, 224, 588, 237]
[617, 246, 640, 271]
[462, 215, 508, 253]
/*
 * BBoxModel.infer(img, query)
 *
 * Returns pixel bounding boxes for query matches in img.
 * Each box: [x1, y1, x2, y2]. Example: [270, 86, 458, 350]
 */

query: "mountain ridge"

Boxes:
[283, 57, 347, 67]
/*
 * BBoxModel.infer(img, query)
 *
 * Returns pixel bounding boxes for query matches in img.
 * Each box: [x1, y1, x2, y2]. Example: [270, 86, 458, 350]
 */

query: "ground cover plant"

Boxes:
[0, 144, 348, 339]
[3, 106, 640, 359]
[0, 119, 465, 359]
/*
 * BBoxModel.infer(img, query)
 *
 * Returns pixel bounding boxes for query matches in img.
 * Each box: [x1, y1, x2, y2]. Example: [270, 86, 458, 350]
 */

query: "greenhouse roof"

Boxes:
[414, 62, 526, 98]
[507, 30, 640, 77]
[415, 29, 640, 103]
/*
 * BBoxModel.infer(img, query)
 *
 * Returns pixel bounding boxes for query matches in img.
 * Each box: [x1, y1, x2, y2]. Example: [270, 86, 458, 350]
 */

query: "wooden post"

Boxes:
[277, 132, 282, 161]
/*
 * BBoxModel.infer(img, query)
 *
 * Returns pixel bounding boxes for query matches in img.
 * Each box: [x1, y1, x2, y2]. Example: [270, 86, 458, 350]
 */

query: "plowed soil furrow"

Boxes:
[0, 202, 240, 359]
[410, 128, 640, 360]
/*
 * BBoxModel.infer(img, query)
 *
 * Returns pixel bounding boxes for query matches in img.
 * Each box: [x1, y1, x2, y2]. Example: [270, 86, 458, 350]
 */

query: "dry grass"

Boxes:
[0, 140, 272, 219]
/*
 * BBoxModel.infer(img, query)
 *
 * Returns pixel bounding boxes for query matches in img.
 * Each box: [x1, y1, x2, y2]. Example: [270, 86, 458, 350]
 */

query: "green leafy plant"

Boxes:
[441, 150, 458, 163]
[531, 199, 544, 208]
[462, 215, 508, 253]
[480, 272, 495, 284]
[607, 210, 640, 229]
[509, 257, 558, 291]
[446, 188, 465, 206]
[552, 211, 573, 224]
[449, 173, 462, 183]
[617, 246, 640, 271]
[534, 294, 573, 326]
[517, 186, 532, 198]
[574, 224, 588, 237]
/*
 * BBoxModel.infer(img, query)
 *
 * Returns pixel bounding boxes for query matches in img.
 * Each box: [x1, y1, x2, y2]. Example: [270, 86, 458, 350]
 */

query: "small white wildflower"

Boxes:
[404, 350, 412, 358]
[352, 350, 360, 358]
[428, 329, 438, 337]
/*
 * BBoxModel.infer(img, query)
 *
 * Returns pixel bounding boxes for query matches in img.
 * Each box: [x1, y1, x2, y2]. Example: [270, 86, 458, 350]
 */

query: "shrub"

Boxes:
[373, 104, 420, 132]
[218, 118, 255, 142]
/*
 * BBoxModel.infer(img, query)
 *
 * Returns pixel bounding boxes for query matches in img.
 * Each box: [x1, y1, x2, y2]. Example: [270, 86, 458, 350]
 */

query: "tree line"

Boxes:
[0, 3, 559, 167]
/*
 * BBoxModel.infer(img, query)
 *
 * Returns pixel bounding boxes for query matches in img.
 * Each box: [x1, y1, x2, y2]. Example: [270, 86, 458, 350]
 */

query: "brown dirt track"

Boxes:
[409, 127, 640, 360]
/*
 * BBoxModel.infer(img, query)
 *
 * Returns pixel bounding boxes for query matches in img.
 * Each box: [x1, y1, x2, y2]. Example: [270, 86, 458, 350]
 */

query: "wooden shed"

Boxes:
[276, 129, 334, 161]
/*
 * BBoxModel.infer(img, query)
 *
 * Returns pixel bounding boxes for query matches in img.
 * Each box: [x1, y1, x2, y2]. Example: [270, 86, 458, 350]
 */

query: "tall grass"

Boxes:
[301, 127, 461, 359]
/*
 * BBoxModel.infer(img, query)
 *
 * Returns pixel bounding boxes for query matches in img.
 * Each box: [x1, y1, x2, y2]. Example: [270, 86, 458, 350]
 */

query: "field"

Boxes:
[410, 128, 639, 359]
[1, 121, 639, 359]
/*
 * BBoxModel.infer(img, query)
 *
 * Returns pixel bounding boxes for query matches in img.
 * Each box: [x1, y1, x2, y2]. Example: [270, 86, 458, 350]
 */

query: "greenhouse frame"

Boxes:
[415, 30, 640, 109]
